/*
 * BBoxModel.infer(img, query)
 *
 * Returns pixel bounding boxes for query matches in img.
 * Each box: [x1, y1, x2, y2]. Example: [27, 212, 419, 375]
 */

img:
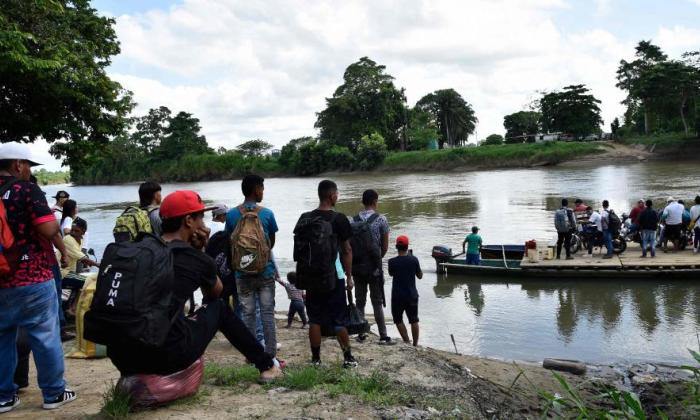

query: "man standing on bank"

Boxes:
[293, 180, 358, 368]
[351, 189, 392, 345]
[554, 199, 576, 260]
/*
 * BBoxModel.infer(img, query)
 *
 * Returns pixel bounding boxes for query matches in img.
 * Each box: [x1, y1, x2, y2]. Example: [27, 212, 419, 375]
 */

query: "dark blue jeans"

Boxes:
[287, 300, 308, 325]
[51, 264, 65, 327]
[603, 229, 614, 256]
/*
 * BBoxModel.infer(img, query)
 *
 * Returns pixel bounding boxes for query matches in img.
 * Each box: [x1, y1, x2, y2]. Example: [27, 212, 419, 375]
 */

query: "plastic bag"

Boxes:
[67, 273, 106, 359]
[117, 357, 204, 410]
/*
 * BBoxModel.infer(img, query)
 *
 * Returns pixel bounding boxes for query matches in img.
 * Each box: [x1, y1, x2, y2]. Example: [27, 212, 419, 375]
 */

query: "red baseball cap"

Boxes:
[396, 235, 409, 246]
[160, 190, 217, 219]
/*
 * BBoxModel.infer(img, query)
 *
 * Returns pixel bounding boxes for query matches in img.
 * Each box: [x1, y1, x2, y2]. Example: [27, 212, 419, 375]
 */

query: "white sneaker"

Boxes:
[0, 395, 20, 413]
[43, 389, 76, 410]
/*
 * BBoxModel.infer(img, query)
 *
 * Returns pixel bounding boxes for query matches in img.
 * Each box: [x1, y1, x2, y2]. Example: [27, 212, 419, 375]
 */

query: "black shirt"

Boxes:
[388, 255, 422, 302]
[299, 209, 352, 277]
[638, 207, 660, 231]
[167, 241, 218, 343]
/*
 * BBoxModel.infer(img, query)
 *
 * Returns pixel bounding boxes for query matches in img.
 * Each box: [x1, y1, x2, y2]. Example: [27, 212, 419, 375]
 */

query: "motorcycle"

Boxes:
[570, 225, 626, 255]
[620, 213, 642, 244]
[656, 224, 693, 251]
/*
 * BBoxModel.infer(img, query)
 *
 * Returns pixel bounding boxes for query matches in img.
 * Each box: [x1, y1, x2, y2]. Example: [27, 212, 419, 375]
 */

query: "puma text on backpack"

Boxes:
[554, 208, 572, 233]
[113, 206, 153, 242]
[607, 210, 621, 232]
[0, 180, 18, 275]
[230, 206, 270, 274]
[84, 235, 183, 347]
[350, 213, 381, 277]
[293, 212, 337, 292]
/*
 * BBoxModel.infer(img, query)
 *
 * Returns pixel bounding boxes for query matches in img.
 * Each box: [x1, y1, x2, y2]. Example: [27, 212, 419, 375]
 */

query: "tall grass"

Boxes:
[382, 141, 604, 171]
[618, 132, 700, 151]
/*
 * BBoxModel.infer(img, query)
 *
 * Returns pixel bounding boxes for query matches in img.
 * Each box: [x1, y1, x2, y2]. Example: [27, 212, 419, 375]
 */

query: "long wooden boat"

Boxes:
[431, 244, 700, 279]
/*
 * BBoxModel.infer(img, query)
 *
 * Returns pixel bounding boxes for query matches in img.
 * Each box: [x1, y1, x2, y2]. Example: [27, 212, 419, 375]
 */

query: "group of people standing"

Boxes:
[0, 140, 425, 414]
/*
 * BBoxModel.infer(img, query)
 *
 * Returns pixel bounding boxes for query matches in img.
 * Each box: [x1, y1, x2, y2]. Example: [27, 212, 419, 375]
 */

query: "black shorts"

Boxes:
[306, 277, 347, 330]
[665, 224, 681, 240]
[391, 299, 419, 324]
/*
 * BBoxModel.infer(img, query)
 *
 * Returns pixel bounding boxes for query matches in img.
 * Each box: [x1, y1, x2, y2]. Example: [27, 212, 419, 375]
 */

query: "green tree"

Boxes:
[415, 89, 477, 148]
[503, 111, 541, 143]
[315, 57, 406, 151]
[643, 59, 700, 136]
[540, 85, 602, 139]
[616, 41, 668, 134]
[279, 136, 315, 169]
[235, 139, 273, 157]
[406, 109, 438, 150]
[132, 106, 172, 154]
[356, 132, 388, 170]
[0, 0, 133, 167]
[610, 117, 620, 139]
[480, 134, 504, 146]
[154, 112, 210, 161]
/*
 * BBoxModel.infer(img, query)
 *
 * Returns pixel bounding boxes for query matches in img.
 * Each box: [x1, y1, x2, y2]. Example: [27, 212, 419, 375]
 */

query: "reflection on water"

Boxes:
[40, 161, 700, 365]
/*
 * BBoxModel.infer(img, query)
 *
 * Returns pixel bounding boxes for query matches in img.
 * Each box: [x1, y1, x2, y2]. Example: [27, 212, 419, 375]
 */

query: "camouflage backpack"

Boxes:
[113, 206, 153, 242]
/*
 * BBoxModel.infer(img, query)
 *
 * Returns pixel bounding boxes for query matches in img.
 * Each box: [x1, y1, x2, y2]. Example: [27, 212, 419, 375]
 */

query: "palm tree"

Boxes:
[416, 89, 477, 148]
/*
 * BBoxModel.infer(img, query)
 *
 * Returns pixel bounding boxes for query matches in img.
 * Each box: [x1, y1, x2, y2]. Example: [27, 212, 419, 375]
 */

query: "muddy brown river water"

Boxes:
[46, 160, 700, 365]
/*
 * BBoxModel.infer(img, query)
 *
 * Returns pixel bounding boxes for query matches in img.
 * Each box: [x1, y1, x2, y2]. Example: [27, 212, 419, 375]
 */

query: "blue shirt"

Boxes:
[225, 201, 279, 278]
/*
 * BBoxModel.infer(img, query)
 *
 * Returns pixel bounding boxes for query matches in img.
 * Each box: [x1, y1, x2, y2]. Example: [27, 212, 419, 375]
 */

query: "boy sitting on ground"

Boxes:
[276, 272, 308, 328]
[388, 235, 423, 346]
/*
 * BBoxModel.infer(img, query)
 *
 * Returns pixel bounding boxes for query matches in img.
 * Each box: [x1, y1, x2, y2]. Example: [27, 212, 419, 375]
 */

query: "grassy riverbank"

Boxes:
[33, 168, 70, 185]
[618, 132, 700, 154]
[381, 141, 606, 172]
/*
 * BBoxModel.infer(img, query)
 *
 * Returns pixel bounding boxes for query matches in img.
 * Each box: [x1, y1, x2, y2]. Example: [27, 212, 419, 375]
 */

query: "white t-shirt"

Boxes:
[589, 211, 602, 231]
[690, 205, 700, 227]
[60, 216, 73, 236]
[662, 202, 684, 225]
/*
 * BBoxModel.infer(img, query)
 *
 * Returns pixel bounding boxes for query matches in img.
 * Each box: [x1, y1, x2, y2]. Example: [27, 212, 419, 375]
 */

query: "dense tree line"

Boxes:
[2, 2, 699, 183]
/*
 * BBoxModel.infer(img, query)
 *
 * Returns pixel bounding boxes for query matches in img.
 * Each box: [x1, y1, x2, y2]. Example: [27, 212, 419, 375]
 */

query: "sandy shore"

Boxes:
[6, 315, 694, 419]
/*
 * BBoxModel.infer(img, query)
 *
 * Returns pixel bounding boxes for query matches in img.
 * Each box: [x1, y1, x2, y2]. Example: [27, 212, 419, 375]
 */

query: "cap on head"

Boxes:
[211, 203, 229, 217]
[667, 196, 675, 203]
[160, 190, 216, 219]
[472, 226, 479, 233]
[396, 235, 409, 247]
[0, 142, 42, 166]
[53, 190, 69, 199]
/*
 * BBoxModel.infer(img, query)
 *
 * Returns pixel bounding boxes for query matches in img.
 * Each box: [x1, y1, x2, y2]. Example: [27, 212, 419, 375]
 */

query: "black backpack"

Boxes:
[608, 210, 621, 232]
[293, 212, 337, 292]
[84, 234, 185, 348]
[350, 213, 381, 277]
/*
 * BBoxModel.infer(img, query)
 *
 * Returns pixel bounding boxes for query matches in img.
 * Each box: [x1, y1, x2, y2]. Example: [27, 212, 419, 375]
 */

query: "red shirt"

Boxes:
[0, 176, 57, 288]
[574, 203, 588, 213]
[629, 206, 643, 225]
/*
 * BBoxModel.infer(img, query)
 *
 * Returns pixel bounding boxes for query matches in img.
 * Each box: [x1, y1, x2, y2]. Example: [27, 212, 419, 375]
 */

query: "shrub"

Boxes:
[356, 132, 388, 170]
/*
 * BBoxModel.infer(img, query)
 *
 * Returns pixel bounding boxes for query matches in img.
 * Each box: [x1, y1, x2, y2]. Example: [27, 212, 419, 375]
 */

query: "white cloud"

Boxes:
[655, 25, 700, 56]
[99, 0, 689, 154]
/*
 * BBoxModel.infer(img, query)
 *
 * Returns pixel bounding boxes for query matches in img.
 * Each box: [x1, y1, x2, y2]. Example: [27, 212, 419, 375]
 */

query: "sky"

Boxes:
[31, 0, 700, 170]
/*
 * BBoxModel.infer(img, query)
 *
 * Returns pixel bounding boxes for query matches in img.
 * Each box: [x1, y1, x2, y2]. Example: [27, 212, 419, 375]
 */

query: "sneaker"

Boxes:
[356, 333, 368, 343]
[311, 358, 322, 367]
[343, 355, 358, 369]
[259, 365, 284, 383]
[276, 343, 282, 350]
[43, 389, 76, 410]
[378, 336, 396, 346]
[300, 324, 309, 329]
[0, 395, 20, 413]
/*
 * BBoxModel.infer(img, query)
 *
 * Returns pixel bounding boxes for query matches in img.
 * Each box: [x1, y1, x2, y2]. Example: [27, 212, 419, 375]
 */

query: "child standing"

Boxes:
[388, 235, 423, 346]
[277, 272, 308, 328]
[462, 226, 482, 265]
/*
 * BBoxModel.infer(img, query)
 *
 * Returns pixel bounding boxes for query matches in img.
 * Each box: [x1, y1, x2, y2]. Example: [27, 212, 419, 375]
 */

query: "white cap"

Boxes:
[211, 203, 229, 217]
[0, 142, 42, 166]
[667, 196, 675, 203]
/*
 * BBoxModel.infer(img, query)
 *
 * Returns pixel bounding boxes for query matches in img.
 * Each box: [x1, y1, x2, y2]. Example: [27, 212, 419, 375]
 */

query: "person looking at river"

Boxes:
[139, 181, 163, 236]
[628, 199, 645, 234]
[351, 189, 392, 345]
[601, 200, 615, 259]
[388, 235, 423, 346]
[639, 200, 659, 258]
[59, 200, 77, 237]
[585, 207, 602, 257]
[661, 197, 684, 252]
[462, 226, 482, 265]
[51, 191, 69, 215]
[554, 199, 576, 260]
[224, 174, 279, 362]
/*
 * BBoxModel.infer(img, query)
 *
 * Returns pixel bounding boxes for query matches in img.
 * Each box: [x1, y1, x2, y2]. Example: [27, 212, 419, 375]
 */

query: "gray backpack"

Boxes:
[554, 208, 572, 233]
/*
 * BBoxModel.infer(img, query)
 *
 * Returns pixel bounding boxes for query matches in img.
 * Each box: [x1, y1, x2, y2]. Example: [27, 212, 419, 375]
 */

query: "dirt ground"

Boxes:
[5, 315, 691, 419]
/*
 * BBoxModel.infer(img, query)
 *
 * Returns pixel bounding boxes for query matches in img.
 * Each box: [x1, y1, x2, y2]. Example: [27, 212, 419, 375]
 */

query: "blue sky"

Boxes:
[33, 0, 700, 170]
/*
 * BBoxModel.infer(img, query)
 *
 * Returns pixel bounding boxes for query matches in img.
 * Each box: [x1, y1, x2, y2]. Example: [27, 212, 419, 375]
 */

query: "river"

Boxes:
[44, 160, 700, 366]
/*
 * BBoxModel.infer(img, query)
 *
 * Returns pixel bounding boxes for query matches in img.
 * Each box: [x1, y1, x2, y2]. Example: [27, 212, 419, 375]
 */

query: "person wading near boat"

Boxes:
[691, 196, 700, 254]
[462, 226, 482, 265]
[225, 174, 279, 361]
[661, 197, 684, 252]
[293, 180, 357, 368]
[0, 142, 76, 413]
[601, 200, 618, 259]
[638, 200, 659, 258]
[350, 189, 392, 345]
[388, 235, 423, 346]
[104, 190, 283, 382]
[554, 199, 576, 260]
